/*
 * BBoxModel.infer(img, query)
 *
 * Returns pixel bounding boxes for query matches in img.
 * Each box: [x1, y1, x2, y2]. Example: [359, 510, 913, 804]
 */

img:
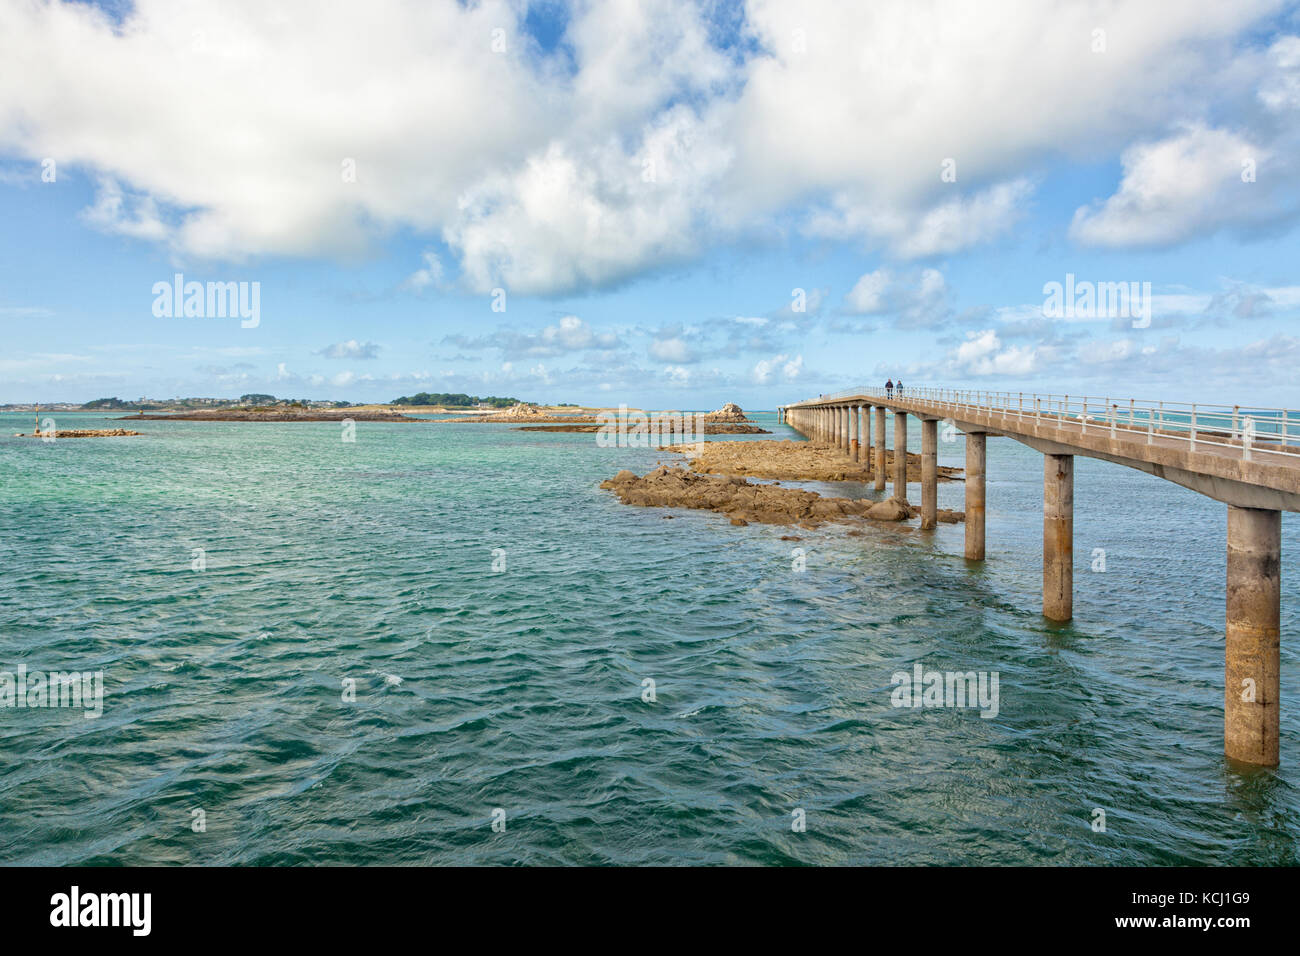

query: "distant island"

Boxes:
[1, 392, 540, 413]
[391, 393, 522, 408]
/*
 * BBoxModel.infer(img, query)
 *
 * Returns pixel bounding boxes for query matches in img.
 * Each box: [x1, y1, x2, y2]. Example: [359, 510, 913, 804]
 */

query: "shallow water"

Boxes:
[0, 410, 1296, 865]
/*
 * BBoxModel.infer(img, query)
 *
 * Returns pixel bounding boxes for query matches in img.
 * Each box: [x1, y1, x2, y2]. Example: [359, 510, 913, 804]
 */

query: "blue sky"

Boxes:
[2, 0, 1300, 408]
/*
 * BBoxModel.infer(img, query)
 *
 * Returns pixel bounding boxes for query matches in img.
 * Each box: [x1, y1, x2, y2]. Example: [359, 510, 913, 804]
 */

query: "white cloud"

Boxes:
[402, 251, 445, 293]
[752, 353, 804, 385]
[0, 0, 1292, 294]
[844, 269, 891, 314]
[843, 267, 949, 327]
[808, 179, 1032, 258]
[952, 329, 1041, 376]
[317, 340, 380, 359]
[649, 336, 696, 363]
[1069, 124, 1274, 246]
[80, 177, 167, 241]
[1259, 35, 1300, 110]
[445, 315, 619, 358]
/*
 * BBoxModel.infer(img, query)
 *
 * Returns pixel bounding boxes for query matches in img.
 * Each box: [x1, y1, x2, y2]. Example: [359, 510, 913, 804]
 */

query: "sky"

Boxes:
[2, 0, 1299, 408]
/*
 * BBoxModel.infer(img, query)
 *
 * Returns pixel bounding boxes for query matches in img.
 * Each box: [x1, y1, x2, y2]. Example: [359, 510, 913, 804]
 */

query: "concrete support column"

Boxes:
[862, 406, 872, 471]
[841, 406, 851, 455]
[1043, 454, 1073, 622]
[874, 406, 887, 492]
[893, 411, 908, 501]
[920, 418, 937, 529]
[1225, 506, 1281, 767]
[964, 432, 986, 561]
[849, 405, 860, 461]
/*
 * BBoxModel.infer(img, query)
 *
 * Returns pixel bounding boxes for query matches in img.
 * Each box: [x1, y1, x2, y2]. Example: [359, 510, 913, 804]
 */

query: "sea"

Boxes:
[0, 410, 1296, 865]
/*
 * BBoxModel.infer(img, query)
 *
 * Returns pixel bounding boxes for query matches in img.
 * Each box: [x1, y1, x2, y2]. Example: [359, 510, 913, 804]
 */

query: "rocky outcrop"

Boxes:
[703, 402, 750, 422]
[600, 465, 963, 528]
[16, 428, 142, 437]
[669, 439, 963, 483]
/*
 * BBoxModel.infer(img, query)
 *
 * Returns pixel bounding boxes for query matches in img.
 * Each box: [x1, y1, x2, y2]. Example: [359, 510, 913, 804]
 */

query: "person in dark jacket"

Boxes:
[885, 379, 893, 398]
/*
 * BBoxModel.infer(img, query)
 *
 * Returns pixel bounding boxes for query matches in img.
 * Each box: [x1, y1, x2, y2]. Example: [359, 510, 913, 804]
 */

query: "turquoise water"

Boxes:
[0, 410, 1297, 865]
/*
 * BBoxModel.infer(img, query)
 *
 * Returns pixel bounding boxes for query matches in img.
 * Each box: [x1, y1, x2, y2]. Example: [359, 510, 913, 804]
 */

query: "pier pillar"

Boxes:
[1043, 454, 1073, 622]
[862, 406, 872, 471]
[842, 406, 851, 456]
[964, 432, 986, 561]
[849, 405, 860, 461]
[893, 412, 908, 501]
[1225, 506, 1281, 767]
[920, 418, 937, 530]
[874, 406, 887, 492]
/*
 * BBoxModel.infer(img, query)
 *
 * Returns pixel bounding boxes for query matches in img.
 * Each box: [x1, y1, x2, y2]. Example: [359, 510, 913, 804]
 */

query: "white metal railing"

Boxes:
[784, 386, 1300, 463]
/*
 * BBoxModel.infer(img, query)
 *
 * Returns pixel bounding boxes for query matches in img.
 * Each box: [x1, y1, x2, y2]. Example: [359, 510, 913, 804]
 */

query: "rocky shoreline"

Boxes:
[15, 428, 142, 437]
[601, 466, 962, 529]
[668, 439, 963, 483]
[599, 434, 965, 530]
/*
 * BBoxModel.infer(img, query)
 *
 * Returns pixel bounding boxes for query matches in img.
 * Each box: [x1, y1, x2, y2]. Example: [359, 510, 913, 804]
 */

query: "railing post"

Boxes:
[1190, 404, 1197, 451]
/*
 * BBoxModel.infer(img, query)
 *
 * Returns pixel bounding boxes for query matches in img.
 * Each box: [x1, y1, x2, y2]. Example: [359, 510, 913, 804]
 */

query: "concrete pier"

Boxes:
[965, 432, 986, 561]
[783, 386, 1299, 765]
[893, 411, 908, 501]
[1043, 453, 1073, 622]
[1225, 506, 1281, 766]
[841, 406, 850, 456]
[874, 406, 887, 492]
[920, 418, 937, 530]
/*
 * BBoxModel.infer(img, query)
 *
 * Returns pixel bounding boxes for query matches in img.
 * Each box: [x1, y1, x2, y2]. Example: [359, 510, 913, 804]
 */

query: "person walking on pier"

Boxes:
[896, 380, 904, 396]
[885, 379, 894, 398]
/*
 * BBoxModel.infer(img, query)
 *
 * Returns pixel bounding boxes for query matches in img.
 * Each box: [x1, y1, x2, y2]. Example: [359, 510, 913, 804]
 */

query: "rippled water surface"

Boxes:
[1, 411, 1297, 865]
